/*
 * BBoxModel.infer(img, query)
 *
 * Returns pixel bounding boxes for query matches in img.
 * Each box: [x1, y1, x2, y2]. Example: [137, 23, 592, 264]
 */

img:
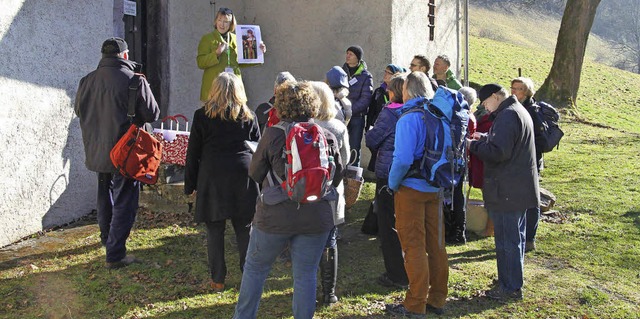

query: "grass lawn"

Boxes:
[1, 36, 639, 318]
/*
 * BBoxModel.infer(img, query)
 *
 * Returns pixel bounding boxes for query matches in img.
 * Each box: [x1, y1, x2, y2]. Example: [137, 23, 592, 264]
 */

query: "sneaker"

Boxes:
[485, 285, 523, 300]
[377, 273, 408, 289]
[525, 241, 536, 252]
[426, 304, 445, 315]
[385, 303, 426, 318]
[105, 255, 141, 269]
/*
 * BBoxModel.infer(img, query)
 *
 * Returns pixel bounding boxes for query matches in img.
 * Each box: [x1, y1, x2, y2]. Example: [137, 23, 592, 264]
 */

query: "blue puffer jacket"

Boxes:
[342, 62, 373, 117]
[365, 103, 402, 179]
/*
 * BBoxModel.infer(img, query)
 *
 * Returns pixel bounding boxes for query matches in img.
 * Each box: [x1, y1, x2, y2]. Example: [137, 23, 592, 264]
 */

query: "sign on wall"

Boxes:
[124, 0, 137, 16]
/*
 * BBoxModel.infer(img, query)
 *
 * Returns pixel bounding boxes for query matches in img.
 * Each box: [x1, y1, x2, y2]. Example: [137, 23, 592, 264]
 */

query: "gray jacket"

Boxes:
[249, 119, 344, 234]
[74, 57, 160, 173]
[469, 96, 540, 212]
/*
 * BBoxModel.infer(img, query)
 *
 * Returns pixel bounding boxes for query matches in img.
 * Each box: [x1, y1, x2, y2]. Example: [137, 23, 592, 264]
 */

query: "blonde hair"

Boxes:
[274, 81, 320, 120]
[214, 11, 236, 33]
[204, 73, 253, 121]
[511, 77, 536, 98]
[310, 81, 337, 121]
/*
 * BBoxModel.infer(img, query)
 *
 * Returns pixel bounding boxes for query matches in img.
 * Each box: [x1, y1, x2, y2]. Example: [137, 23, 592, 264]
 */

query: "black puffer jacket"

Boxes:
[74, 57, 160, 173]
[342, 62, 373, 117]
[469, 96, 540, 212]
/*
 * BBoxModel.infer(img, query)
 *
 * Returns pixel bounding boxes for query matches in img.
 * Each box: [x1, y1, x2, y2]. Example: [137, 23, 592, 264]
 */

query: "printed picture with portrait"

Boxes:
[237, 25, 264, 64]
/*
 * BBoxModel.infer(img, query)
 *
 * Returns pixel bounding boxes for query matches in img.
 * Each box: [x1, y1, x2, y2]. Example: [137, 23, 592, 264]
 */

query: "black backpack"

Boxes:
[536, 101, 564, 152]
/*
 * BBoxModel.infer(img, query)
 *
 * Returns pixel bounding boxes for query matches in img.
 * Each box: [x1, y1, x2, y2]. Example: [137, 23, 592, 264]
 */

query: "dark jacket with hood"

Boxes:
[249, 118, 345, 234]
[342, 61, 374, 117]
[469, 96, 540, 212]
[74, 57, 160, 173]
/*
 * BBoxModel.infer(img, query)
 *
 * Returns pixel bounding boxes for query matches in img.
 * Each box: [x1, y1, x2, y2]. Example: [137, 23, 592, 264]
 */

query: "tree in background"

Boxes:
[536, 0, 601, 108]
[593, 0, 640, 73]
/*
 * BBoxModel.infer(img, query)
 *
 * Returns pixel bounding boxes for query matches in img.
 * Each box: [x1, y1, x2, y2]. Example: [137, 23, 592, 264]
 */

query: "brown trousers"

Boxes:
[394, 186, 449, 313]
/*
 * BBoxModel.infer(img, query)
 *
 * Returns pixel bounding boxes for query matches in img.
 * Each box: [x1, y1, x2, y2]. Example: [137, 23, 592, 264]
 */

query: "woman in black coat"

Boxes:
[185, 72, 260, 292]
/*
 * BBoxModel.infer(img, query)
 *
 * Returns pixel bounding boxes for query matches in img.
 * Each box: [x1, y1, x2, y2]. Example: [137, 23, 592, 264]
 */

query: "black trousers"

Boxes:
[375, 178, 408, 284]
[97, 172, 139, 263]
[205, 215, 252, 283]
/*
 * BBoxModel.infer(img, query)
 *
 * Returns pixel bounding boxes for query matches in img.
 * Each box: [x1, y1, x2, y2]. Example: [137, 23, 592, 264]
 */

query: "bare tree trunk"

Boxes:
[535, 0, 601, 108]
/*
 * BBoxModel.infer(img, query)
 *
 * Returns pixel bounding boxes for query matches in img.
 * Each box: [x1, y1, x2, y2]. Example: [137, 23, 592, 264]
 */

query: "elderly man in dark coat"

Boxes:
[75, 37, 160, 269]
[467, 84, 540, 300]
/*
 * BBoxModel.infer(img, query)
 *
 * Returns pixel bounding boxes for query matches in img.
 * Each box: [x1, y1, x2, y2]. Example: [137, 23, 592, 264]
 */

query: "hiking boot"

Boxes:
[210, 281, 225, 293]
[525, 241, 536, 252]
[485, 285, 523, 300]
[426, 304, 445, 315]
[377, 273, 408, 289]
[385, 303, 426, 318]
[105, 255, 141, 269]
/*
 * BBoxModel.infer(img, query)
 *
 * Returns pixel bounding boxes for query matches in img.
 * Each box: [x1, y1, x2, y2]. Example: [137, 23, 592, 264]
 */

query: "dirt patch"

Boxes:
[29, 273, 84, 319]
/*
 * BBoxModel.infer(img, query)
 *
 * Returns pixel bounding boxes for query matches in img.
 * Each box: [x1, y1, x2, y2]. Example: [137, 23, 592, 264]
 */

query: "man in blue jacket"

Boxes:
[342, 45, 373, 166]
[467, 83, 539, 300]
[385, 72, 447, 318]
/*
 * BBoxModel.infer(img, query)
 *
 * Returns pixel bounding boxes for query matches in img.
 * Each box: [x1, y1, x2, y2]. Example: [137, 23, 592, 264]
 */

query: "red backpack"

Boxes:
[270, 121, 335, 203]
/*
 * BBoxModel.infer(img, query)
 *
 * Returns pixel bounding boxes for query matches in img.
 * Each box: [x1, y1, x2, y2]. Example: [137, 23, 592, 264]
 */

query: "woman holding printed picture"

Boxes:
[197, 7, 266, 102]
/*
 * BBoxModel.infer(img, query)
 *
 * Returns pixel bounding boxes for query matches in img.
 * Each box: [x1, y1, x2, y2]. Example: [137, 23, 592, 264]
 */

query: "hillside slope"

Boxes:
[468, 36, 640, 134]
[469, 4, 617, 69]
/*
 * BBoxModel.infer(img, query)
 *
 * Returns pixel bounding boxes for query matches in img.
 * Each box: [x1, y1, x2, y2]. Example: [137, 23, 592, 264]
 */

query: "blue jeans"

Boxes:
[525, 206, 540, 243]
[233, 227, 330, 319]
[347, 116, 365, 166]
[97, 172, 139, 262]
[325, 226, 337, 248]
[488, 210, 526, 292]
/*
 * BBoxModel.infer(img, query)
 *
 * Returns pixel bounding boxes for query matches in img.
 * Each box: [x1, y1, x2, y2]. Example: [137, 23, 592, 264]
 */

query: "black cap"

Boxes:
[101, 37, 128, 54]
[347, 45, 364, 61]
[478, 83, 503, 103]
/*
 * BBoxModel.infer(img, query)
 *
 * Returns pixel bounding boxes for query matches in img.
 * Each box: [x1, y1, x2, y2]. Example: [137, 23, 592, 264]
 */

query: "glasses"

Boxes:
[410, 63, 420, 68]
[384, 70, 394, 75]
[510, 87, 524, 91]
[218, 7, 233, 15]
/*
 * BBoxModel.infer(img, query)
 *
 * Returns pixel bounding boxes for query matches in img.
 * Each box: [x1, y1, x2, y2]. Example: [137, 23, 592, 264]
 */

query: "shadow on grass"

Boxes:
[448, 248, 495, 266]
[0, 231, 239, 318]
[0, 187, 508, 318]
[623, 209, 640, 230]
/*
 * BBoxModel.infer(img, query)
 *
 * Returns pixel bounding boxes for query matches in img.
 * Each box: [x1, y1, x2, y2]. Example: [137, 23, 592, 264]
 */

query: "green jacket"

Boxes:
[197, 30, 241, 101]
[445, 69, 462, 90]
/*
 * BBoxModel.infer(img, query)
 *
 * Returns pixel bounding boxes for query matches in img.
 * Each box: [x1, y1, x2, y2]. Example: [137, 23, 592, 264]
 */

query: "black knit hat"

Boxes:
[478, 83, 503, 103]
[101, 37, 128, 54]
[347, 45, 364, 61]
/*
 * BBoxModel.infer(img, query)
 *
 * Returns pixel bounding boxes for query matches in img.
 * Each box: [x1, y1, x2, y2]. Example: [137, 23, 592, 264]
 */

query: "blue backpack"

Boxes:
[403, 87, 470, 190]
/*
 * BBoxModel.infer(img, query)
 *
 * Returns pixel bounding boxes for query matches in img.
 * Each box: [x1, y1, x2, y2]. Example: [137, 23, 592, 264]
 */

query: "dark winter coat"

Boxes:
[249, 119, 344, 234]
[184, 108, 260, 222]
[342, 62, 374, 117]
[522, 96, 545, 172]
[365, 103, 402, 179]
[74, 57, 160, 173]
[469, 96, 540, 212]
[366, 84, 388, 130]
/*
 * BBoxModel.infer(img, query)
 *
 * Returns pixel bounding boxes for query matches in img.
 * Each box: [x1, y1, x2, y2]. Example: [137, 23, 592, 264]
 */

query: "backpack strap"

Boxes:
[127, 73, 142, 124]
[400, 107, 428, 180]
[266, 122, 289, 187]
